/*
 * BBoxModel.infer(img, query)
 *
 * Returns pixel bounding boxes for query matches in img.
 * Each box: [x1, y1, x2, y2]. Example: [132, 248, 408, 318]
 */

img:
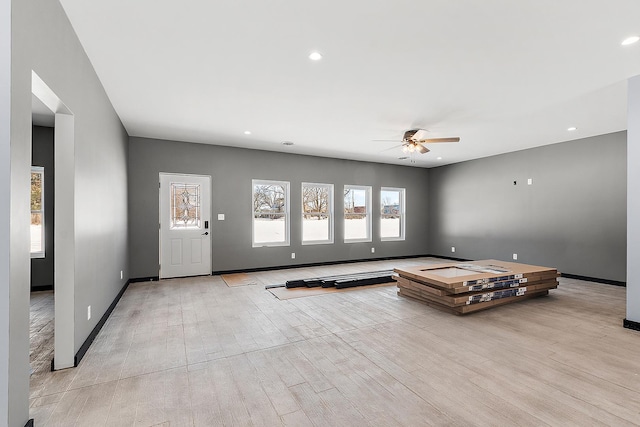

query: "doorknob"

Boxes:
[202, 231, 209, 236]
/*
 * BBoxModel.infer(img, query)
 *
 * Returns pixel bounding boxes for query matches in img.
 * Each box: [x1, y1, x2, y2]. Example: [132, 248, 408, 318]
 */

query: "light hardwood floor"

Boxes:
[29, 257, 640, 426]
[30, 291, 55, 380]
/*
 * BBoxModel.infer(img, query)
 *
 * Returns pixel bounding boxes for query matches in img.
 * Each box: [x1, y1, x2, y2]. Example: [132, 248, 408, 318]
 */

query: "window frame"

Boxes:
[31, 166, 45, 258]
[343, 185, 372, 243]
[252, 179, 290, 247]
[301, 182, 334, 245]
[380, 187, 406, 241]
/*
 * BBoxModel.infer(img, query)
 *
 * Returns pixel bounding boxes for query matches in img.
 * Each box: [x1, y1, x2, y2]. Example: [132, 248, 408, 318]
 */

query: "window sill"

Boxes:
[252, 242, 290, 248]
[302, 240, 335, 246]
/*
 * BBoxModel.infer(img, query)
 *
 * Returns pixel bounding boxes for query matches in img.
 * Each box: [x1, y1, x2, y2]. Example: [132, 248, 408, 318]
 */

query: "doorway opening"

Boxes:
[29, 96, 55, 385]
[30, 71, 75, 380]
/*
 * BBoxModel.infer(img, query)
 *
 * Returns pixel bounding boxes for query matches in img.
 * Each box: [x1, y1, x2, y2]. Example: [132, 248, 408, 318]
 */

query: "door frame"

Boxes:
[158, 172, 212, 279]
[32, 71, 75, 370]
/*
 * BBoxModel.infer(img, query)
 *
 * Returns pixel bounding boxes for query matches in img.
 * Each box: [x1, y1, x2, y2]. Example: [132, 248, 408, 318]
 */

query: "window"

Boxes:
[31, 167, 45, 258]
[344, 185, 371, 242]
[302, 183, 333, 244]
[381, 187, 406, 240]
[252, 180, 290, 246]
[170, 182, 201, 229]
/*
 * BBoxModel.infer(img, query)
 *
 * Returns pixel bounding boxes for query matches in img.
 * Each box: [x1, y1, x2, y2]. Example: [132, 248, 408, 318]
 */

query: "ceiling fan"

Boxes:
[378, 129, 460, 154]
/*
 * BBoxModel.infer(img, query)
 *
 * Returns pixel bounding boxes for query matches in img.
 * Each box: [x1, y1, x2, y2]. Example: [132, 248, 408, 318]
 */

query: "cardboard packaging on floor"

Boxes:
[394, 259, 559, 315]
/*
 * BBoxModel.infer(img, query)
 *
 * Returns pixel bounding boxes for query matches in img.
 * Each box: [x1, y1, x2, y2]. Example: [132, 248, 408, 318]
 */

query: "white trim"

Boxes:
[301, 182, 334, 245]
[344, 185, 372, 243]
[31, 71, 72, 116]
[380, 187, 406, 241]
[32, 71, 76, 370]
[0, 0, 11, 420]
[53, 112, 75, 370]
[159, 172, 212, 279]
[252, 179, 290, 247]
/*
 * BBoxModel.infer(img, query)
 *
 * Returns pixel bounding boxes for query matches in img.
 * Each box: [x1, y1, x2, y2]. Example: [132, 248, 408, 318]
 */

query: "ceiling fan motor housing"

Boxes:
[403, 129, 420, 141]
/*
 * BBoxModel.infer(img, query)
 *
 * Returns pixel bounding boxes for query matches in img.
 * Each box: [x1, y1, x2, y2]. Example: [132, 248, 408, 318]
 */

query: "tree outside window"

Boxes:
[31, 167, 45, 257]
[302, 183, 333, 244]
[381, 187, 405, 240]
[344, 185, 371, 242]
[252, 180, 290, 246]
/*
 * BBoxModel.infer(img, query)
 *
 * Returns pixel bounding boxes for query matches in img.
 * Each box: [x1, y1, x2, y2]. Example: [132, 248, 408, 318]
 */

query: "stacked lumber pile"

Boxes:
[285, 270, 396, 289]
[395, 259, 559, 315]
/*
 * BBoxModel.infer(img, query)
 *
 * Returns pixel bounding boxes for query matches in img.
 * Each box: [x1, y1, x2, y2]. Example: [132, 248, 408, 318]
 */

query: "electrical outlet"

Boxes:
[120, 270, 123, 280]
[371, 247, 375, 253]
[87, 306, 91, 320]
[527, 178, 533, 185]
[218, 214, 225, 220]
[451, 246, 456, 253]
[513, 253, 518, 260]
[291, 253, 295, 259]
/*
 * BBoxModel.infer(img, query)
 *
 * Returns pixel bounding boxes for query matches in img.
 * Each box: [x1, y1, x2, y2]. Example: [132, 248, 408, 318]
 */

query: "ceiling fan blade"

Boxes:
[379, 143, 405, 153]
[373, 139, 403, 142]
[420, 137, 460, 143]
[412, 129, 429, 140]
[416, 144, 429, 154]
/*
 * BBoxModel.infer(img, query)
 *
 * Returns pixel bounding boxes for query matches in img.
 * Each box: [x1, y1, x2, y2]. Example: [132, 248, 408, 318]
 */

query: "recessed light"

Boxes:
[244, 130, 251, 135]
[437, 157, 443, 160]
[567, 127, 577, 131]
[282, 141, 294, 146]
[622, 36, 639, 46]
[308, 51, 323, 61]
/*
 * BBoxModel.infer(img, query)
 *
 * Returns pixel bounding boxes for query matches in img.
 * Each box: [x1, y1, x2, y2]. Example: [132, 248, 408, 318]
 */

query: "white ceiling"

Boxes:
[57, 0, 640, 167]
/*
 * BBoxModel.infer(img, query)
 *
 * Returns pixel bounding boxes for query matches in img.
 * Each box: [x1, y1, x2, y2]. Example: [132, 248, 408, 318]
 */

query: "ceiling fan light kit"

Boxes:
[395, 129, 460, 156]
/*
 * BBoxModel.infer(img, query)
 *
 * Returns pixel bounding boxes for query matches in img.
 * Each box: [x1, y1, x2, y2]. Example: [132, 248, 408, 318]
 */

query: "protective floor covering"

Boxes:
[221, 273, 261, 287]
[268, 281, 396, 300]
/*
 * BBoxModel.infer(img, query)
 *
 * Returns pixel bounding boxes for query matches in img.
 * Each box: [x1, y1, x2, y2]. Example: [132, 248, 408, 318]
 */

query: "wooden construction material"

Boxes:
[284, 270, 396, 289]
[395, 259, 559, 315]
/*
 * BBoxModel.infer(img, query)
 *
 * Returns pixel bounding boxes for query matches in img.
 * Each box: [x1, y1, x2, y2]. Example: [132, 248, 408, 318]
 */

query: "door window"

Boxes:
[170, 182, 201, 229]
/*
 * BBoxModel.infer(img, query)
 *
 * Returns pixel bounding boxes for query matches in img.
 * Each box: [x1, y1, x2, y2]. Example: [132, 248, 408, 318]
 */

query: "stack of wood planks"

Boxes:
[395, 259, 559, 315]
[284, 270, 396, 289]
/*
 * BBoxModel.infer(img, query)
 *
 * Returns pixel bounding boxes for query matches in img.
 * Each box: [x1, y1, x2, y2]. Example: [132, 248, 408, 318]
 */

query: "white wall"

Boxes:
[7, 0, 129, 424]
[627, 75, 640, 322]
[0, 0, 12, 423]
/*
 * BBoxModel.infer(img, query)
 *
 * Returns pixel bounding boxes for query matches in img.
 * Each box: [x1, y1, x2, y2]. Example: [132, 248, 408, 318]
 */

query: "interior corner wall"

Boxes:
[128, 137, 430, 278]
[627, 75, 640, 322]
[428, 131, 627, 282]
[10, 0, 129, 423]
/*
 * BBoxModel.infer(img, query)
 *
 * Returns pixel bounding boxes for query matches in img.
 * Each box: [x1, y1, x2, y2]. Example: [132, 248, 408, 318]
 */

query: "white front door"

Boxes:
[159, 173, 211, 278]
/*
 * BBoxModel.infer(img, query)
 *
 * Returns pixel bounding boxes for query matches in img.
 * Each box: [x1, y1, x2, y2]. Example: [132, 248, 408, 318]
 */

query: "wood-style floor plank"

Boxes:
[28, 257, 640, 426]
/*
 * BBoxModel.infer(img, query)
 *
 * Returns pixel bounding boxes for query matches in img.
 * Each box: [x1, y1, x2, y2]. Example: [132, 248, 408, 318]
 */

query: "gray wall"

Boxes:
[31, 125, 54, 289]
[129, 137, 430, 278]
[428, 131, 627, 282]
[8, 0, 129, 424]
[627, 76, 640, 321]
